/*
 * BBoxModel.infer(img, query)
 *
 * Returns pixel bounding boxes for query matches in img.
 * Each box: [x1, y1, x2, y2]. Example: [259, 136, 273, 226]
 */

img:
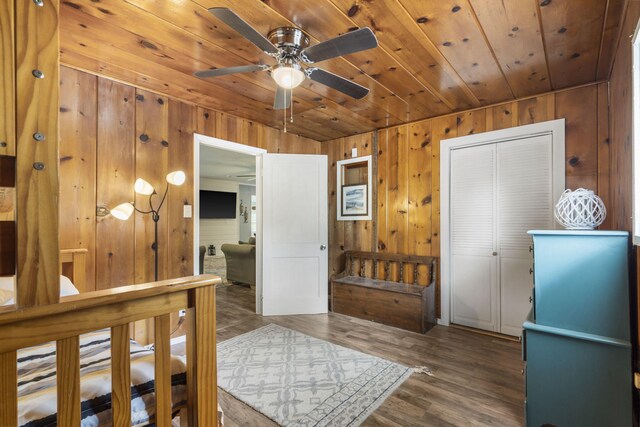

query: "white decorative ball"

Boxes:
[554, 188, 606, 230]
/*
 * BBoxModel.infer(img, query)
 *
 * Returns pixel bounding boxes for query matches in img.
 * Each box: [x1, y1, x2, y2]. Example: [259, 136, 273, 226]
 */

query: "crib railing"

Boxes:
[0, 274, 220, 426]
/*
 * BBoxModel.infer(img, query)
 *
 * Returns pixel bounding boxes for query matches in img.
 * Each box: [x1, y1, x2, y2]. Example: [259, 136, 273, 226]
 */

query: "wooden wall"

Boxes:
[324, 83, 610, 314]
[59, 66, 320, 292]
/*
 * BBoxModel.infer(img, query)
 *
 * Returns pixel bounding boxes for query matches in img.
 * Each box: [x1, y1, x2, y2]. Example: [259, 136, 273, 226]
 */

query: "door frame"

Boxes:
[439, 119, 566, 326]
[193, 134, 267, 314]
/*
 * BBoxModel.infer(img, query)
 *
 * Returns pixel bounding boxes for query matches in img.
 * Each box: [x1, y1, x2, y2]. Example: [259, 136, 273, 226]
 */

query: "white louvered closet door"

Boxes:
[450, 144, 498, 331]
[498, 135, 553, 336]
[450, 134, 554, 335]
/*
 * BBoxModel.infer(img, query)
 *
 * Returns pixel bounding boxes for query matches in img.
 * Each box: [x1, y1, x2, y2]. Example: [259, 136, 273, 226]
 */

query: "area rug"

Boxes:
[217, 324, 413, 426]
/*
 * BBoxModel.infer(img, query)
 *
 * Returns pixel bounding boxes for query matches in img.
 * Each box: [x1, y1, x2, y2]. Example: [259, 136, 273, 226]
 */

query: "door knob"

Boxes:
[492, 251, 498, 256]
[320, 244, 327, 251]
[529, 296, 533, 303]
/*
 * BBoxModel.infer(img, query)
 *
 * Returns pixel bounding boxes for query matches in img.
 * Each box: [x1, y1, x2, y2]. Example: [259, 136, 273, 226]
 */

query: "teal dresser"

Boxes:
[523, 230, 632, 426]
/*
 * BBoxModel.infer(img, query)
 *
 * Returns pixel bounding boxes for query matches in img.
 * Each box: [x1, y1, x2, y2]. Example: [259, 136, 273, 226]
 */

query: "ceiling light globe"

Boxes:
[166, 170, 186, 186]
[111, 202, 134, 220]
[272, 64, 305, 89]
[134, 178, 155, 195]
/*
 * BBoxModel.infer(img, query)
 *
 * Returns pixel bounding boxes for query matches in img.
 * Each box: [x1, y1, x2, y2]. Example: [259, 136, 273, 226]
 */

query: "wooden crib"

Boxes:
[0, 249, 220, 426]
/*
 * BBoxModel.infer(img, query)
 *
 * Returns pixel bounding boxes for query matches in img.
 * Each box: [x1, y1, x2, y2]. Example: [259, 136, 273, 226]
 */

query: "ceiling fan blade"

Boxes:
[194, 64, 268, 79]
[301, 28, 378, 63]
[273, 86, 292, 110]
[208, 8, 279, 55]
[307, 68, 369, 99]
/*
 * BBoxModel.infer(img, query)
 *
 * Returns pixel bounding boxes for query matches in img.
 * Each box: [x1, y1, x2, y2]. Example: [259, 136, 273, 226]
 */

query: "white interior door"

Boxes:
[450, 144, 498, 331]
[262, 153, 328, 316]
[498, 135, 553, 336]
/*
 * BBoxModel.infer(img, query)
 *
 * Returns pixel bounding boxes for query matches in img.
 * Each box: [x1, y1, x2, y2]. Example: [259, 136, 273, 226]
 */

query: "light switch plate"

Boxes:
[183, 204, 192, 218]
[351, 147, 358, 158]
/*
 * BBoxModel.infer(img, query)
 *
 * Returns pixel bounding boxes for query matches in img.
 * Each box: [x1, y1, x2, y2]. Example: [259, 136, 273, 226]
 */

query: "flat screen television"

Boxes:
[200, 190, 236, 219]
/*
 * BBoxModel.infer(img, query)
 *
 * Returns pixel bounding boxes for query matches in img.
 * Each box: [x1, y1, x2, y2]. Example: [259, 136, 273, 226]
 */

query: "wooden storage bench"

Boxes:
[331, 251, 438, 334]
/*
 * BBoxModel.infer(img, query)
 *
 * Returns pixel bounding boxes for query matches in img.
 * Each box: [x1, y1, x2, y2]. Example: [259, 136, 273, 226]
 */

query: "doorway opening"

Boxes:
[193, 134, 266, 314]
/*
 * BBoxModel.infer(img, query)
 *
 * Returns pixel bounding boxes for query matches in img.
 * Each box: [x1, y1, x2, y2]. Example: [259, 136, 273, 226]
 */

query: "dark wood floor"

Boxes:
[215, 284, 525, 427]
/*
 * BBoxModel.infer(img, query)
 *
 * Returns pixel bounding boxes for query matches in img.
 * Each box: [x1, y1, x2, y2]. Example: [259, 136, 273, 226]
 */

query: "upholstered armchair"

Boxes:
[221, 242, 255, 286]
[199, 245, 206, 275]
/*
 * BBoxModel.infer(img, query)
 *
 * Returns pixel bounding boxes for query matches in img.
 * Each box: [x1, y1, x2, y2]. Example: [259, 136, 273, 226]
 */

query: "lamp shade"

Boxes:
[134, 178, 155, 195]
[111, 202, 134, 220]
[272, 63, 305, 89]
[166, 170, 186, 186]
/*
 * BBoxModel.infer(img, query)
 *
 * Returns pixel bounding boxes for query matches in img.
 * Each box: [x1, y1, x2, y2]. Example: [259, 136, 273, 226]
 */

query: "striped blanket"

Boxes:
[17, 330, 187, 427]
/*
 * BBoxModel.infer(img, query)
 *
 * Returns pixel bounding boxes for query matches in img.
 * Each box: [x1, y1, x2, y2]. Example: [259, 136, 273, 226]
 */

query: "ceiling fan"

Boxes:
[194, 8, 379, 111]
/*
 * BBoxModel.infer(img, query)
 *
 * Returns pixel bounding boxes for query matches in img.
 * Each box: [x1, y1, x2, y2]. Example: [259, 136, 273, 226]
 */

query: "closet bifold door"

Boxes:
[497, 135, 553, 336]
[450, 143, 498, 332]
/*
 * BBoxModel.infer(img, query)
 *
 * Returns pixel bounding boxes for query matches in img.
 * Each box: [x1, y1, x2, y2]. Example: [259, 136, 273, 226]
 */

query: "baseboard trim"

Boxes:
[449, 323, 521, 342]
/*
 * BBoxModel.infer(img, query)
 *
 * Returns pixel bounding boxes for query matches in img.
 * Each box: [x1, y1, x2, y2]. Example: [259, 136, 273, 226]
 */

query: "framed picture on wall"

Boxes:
[341, 184, 368, 217]
[337, 155, 372, 220]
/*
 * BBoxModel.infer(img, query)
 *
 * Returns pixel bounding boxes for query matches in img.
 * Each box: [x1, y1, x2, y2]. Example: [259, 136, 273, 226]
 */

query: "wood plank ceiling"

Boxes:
[59, 0, 626, 141]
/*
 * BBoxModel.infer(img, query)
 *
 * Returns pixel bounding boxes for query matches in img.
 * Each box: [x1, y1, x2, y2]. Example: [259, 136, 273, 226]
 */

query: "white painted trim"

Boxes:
[336, 155, 373, 221]
[193, 133, 267, 314]
[256, 155, 263, 315]
[632, 19, 640, 245]
[439, 119, 566, 326]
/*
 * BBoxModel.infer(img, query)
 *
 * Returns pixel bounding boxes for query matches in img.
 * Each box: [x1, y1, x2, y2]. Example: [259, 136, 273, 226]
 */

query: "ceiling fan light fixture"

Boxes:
[272, 63, 305, 89]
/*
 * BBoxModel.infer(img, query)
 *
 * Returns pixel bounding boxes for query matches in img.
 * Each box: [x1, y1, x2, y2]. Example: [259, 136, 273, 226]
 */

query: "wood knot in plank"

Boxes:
[368, 18, 380, 32]
[347, 4, 359, 17]
[62, 1, 81, 10]
[140, 40, 158, 50]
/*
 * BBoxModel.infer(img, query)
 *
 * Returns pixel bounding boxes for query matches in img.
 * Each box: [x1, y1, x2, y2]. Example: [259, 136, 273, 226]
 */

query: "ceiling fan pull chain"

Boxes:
[290, 87, 294, 124]
[283, 96, 287, 133]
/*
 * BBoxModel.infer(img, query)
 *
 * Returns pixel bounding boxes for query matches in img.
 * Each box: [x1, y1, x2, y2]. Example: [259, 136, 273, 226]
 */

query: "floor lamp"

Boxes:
[111, 170, 186, 282]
